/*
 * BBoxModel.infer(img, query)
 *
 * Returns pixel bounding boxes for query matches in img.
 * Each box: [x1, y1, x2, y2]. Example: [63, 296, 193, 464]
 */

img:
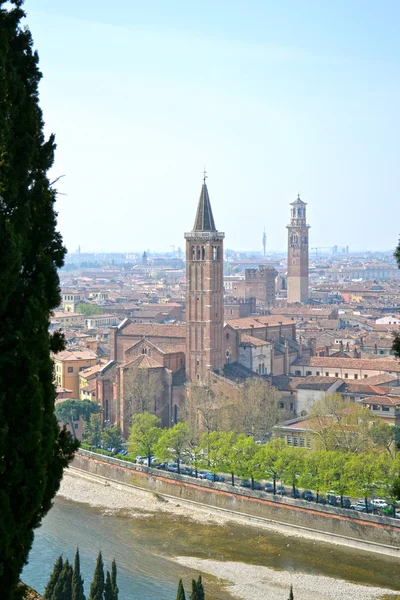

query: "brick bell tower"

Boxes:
[185, 175, 225, 381]
[287, 194, 310, 303]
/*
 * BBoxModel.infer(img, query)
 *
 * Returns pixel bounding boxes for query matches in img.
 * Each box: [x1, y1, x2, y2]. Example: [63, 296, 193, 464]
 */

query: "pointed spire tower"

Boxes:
[184, 174, 225, 381]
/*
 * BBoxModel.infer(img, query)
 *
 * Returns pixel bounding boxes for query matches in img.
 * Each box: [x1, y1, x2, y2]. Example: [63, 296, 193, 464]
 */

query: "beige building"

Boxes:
[290, 356, 400, 382]
[51, 311, 84, 328]
[53, 349, 98, 397]
[62, 292, 83, 312]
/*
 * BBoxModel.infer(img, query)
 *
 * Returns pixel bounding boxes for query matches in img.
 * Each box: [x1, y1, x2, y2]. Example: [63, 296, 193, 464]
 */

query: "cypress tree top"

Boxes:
[176, 579, 186, 600]
[89, 552, 105, 600]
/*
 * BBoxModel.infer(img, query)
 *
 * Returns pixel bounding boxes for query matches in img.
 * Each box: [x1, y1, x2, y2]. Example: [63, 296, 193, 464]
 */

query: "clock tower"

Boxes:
[287, 194, 310, 303]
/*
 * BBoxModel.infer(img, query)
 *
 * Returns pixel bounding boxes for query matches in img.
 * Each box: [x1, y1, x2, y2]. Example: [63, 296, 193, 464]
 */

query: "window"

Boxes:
[316, 371, 320, 376]
[307, 439, 312, 449]
[68, 366, 73, 373]
[335, 373, 339, 377]
[295, 370, 301, 376]
[364, 374, 368, 378]
[212, 246, 217, 260]
[196, 374, 200, 380]
[74, 423, 79, 429]
[142, 347, 147, 355]
[202, 246, 206, 260]
[344, 373, 348, 379]
[226, 333, 230, 340]
[372, 404, 379, 411]
[306, 371, 312, 376]
[350, 396, 355, 401]
[290, 403, 294, 411]
[325, 372, 329, 377]
[300, 438, 305, 448]
[287, 436, 292, 445]
[382, 406, 390, 412]
[354, 374, 358, 380]
[280, 402, 284, 409]
[230, 309, 233, 315]
[293, 436, 299, 447]
[197, 359, 200, 366]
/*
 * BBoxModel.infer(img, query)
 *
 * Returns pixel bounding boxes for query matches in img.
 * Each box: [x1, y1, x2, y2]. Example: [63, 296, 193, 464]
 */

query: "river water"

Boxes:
[22, 496, 400, 599]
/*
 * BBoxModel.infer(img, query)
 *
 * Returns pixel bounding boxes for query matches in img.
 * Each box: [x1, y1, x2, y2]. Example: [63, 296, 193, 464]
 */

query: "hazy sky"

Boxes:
[24, 0, 400, 254]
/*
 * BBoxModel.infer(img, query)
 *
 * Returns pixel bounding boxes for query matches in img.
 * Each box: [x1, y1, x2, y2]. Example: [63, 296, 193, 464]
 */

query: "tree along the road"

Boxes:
[298, 450, 330, 502]
[72, 548, 86, 600]
[55, 399, 101, 440]
[276, 447, 306, 496]
[84, 413, 103, 448]
[0, 2, 78, 595]
[254, 438, 286, 494]
[128, 412, 162, 467]
[101, 425, 123, 450]
[89, 552, 105, 600]
[154, 422, 194, 474]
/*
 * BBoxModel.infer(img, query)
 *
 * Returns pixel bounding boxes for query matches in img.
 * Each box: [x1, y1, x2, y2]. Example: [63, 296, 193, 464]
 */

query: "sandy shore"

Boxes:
[58, 469, 234, 525]
[174, 557, 399, 600]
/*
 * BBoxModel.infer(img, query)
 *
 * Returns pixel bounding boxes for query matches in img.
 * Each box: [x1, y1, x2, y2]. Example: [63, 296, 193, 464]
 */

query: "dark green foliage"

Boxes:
[196, 575, 204, 600]
[104, 571, 113, 600]
[0, 2, 78, 596]
[44, 555, 63, 599]
[89, 552, 105, 600]
[72, 548, 86, 600]
[190, 579, 197, 600]
[176, 578, 186, 600]
[111, 558, 119, 600]
[288, 584, 294, 600]
[52, 558, 73, 600]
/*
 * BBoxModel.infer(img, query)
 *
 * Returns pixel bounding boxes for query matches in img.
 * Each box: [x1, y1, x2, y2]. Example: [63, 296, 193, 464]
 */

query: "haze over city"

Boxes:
[24, 0, 400, 253]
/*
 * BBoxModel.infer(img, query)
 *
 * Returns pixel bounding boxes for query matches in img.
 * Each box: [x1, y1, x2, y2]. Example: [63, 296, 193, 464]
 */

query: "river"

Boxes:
[22, 491, 400, 599]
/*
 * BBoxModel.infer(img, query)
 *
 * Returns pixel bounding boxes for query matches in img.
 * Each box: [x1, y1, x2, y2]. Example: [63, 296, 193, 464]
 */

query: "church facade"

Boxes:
[95, 181, 312, 436]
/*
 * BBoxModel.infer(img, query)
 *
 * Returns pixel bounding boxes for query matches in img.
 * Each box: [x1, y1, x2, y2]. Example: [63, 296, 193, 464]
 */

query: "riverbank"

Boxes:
[57, 469, 400, 600]
[174, 557, 400, 600]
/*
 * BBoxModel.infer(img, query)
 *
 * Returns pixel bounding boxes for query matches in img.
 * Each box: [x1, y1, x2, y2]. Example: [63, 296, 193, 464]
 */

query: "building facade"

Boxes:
[245, 265, 278, 308]
[184, 179, 225, 380]
[287, 194, 310, 303]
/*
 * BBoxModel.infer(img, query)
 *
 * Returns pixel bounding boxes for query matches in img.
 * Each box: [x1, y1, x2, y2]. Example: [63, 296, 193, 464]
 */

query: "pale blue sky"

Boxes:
[24, 0, 400, 253]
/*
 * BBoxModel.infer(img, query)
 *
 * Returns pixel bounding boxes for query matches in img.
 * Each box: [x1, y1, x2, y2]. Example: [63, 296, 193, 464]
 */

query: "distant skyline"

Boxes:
[25, 0, 400, 253]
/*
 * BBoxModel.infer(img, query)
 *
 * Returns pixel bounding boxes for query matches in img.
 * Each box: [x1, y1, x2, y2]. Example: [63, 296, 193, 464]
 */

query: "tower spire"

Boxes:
[193, 175, 216, 232]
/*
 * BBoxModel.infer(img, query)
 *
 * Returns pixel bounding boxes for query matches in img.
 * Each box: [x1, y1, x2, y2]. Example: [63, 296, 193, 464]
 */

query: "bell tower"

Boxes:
[185, 176, 225, 381]
[287, 194, 310, 303]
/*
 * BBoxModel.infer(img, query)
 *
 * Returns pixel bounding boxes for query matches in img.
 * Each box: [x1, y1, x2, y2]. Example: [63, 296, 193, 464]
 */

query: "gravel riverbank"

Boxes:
[174, 557, 399, 600]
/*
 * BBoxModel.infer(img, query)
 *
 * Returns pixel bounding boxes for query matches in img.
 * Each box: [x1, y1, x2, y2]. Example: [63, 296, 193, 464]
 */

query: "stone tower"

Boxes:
[185, 178, 225, 381]
[287, 194, 310, 303]
[245, 265, 278, 308]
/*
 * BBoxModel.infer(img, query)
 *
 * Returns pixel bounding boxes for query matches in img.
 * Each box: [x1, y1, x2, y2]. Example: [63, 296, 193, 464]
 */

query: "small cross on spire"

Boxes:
[203, 166, 208, 184]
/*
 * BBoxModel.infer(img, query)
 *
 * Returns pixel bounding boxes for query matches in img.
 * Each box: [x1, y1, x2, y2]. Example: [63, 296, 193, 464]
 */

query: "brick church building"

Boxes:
[96, 179, 311, 436]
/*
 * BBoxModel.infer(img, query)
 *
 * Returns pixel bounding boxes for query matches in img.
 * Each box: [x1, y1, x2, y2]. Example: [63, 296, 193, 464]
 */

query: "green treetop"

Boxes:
[72, 548, 86, 600]
[0, 2, 78, 595]
[128, 412, 161, 466]
[44, 555, 64, 599]
[89, 552, 105, 600]
[176, 579, 186, 600]
[154, 423, 193, 474]
[111, 558, 119, 600]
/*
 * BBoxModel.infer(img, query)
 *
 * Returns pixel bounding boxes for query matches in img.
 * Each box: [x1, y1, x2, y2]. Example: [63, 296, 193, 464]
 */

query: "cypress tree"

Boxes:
[176, 579, 186, 600]
[72, 548, 86, 600]
[89, 552, 105, 600]
[196, 575, 204, 600]
[104, 571, 113, 600]
[189, 579, 198, 600]
[111, 559, 119, 600]
[288, 584, 294, 600]
[44, 555, 63, 599]
[52, 558, 73, 600]
[0, 2, 78, 596]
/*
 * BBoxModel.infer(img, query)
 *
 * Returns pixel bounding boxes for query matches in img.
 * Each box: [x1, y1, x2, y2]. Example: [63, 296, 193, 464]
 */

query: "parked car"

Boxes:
[350, 502, 375, 513]
[326, 493, 338, 506]
[371, 498, 388, 509]
[180, 467, 193, 476]
[154, 462, 167, 470]
[166, 463, 179, 472]
[197, 470, 208, 479]
[275, 485, 287, 496]
[205, 472, 225, 482]
[341, 496, 351, 509]
[316, 497, 327, 505]
[253, 481, 262, 491]
[291, 488, 301, 499]
[240, 479, 251, 488]
[264, 482, 274, 493]
[302, 490, 315, 502]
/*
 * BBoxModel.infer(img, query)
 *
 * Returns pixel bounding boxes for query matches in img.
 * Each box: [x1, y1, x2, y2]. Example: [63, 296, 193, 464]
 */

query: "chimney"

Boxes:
[284, 340, 290, 376]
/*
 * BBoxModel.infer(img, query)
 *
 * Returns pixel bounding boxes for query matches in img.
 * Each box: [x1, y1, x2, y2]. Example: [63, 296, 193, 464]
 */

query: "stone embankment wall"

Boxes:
[73, 450, 400, 555]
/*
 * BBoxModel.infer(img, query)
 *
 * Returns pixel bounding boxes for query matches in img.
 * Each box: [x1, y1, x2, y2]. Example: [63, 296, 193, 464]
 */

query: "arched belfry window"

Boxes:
[196, 246, 201, 260]
[212, 246, 218, 260]
[192, 246, 195, 260]
[290, 233, 298, 248]
[201, 246, 206, 260]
